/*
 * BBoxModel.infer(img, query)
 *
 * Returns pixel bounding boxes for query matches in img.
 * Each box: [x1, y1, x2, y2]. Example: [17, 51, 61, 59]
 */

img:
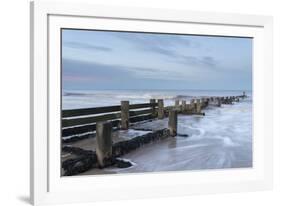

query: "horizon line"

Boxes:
[62, 88, 252, 92]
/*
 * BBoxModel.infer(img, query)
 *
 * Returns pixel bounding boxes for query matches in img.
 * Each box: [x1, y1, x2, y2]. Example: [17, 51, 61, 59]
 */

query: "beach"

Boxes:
[62, 89, 252, 175]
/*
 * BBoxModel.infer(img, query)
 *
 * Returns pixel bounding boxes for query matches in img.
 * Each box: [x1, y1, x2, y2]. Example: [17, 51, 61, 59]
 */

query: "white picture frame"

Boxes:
[30, 1, 273, 205]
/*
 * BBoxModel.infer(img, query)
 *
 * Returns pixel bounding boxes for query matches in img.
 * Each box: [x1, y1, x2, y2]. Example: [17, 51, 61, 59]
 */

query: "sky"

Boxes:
[62, 29, 252, 91]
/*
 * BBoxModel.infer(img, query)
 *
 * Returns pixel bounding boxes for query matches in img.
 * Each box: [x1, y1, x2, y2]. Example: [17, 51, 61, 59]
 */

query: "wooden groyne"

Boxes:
[62, 93, 247, 176]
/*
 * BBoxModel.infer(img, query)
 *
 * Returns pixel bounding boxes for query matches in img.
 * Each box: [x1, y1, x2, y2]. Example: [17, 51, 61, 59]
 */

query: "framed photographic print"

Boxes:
[30, 1, 273, 205]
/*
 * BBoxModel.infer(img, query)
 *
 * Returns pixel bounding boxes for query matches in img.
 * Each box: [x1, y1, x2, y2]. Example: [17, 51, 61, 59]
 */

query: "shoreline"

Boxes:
[61, 94, 252, 176]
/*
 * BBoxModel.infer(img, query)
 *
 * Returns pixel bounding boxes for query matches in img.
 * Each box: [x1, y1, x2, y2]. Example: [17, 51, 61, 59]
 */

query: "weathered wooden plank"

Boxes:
[62, 120, 120, 137]
[168, 110, 177, 137]
[62, 133, 93, 143]
[150, 99, 157, 117]
[63, 103, 157, 118]
[181, 100, 187, 112]
[62, 123, 96, 137]
[129, 103, 157, 109]
[62, 105, 121, 118]
[158, 99, 164, 119]
[62, 112, 121, 127]
[129, 114, 154, 123]
[121, 101, 129, 130]
[96, 121, 113, 168]
[129, 109, 153, 117]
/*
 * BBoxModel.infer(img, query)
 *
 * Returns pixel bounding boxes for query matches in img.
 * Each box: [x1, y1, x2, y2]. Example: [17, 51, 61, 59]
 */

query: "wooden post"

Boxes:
[174, 99, 180, 112]
[201, 98, 206, 107]
[196, 99, 201, 113]
[205, 98, 209, 106]
[168, 110, 177, 137]
[190, 99, 195, 111]
[158, 99, 164, 119]
[150, 99, 156, 117]
[217, 97, 221, 107]
[96, 121, 112, 168]
[201, 98, 204, 107]
[185, 103, 190, 112]
[121, 101, 129, 130]
[182, 100, 186, 112]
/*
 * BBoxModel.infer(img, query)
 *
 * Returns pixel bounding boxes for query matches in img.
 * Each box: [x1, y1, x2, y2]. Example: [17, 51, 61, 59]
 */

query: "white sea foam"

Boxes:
[63, 89, 250, 109]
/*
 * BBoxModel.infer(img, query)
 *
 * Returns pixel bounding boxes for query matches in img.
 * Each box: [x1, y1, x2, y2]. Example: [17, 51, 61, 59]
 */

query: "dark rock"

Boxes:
[177, 133, 189, 138]
[115, 158, 133, 168]
[73, 161, 84, 168]
[62, 146, 98, 176]
[62, 128, 171, 175]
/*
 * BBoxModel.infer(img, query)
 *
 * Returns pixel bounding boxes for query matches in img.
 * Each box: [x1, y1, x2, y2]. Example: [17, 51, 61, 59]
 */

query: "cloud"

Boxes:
[62, 57, 251, 91]
[113, 32, 191, 47]
[175, 55, 218, 67]
[62, 58, 131, 80]
[63, 41, 112, 52]
[201, 56, 217, 67]
[111, 32, 219, 67]
[62, 58, 209, 90]
[62, 30, 252, 90]
[113, 32, 189, 57]
[62, 58, 199, 83]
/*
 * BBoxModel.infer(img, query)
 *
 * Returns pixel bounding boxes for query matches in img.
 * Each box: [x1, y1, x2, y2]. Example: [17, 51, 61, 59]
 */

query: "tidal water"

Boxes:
[62, 89, 252, 174]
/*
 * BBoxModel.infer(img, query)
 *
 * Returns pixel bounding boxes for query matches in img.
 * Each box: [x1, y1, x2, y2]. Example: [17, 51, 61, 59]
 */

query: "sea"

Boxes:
[62, 89, 252, 174]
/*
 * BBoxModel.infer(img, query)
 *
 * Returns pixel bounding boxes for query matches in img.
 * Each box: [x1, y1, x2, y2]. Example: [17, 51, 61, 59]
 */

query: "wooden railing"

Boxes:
[62, 101, 158, 139]
[62, 94, 246, 141]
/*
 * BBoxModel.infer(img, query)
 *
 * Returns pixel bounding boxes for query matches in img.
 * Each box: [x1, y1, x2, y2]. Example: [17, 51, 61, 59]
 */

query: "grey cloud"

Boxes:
[112, 32, 190, 57]
[112, 32, 191, 48]
[62, 58, 132, 78]
[201, 56, 217, 67]
[177, 55, 218, 67]
[63, 41, 112, 52]
[143, 46, 177, 57]
[111, 32, 218, 67]
[62, 58, 188, 82]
